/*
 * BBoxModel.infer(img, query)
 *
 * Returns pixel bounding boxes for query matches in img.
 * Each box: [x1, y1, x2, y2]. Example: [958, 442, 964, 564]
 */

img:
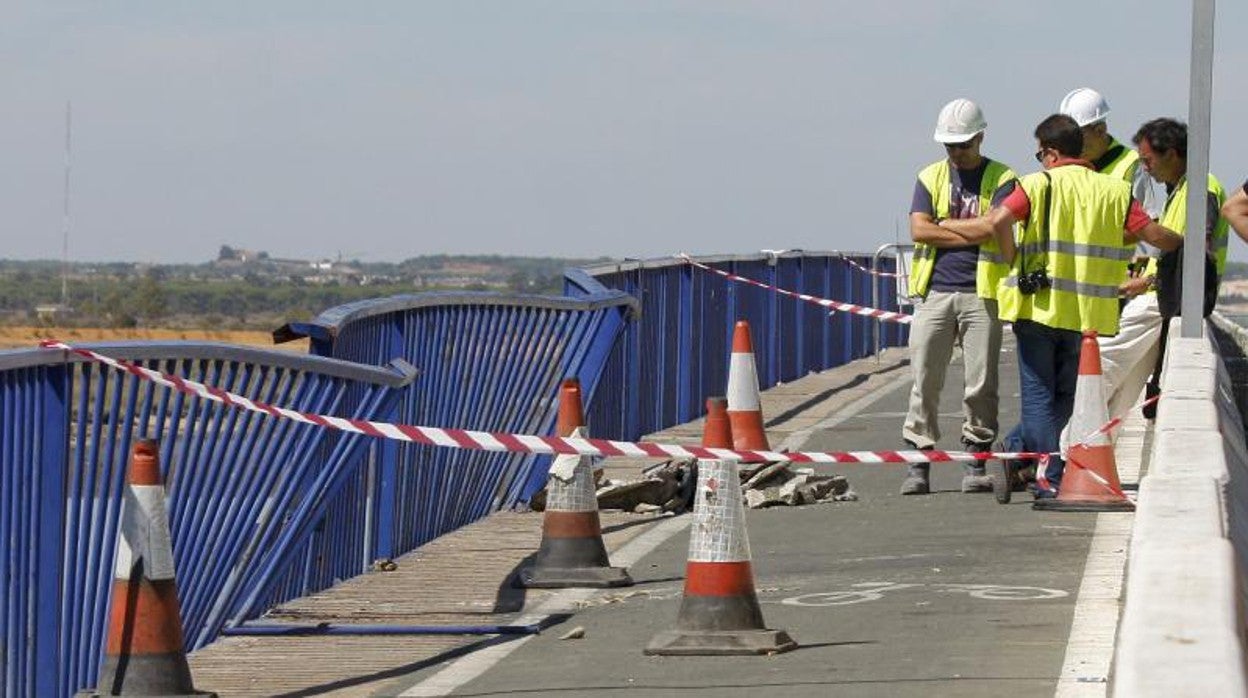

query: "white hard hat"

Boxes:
[1059, 87, 1110, 127]
[933, 98, 987, 144]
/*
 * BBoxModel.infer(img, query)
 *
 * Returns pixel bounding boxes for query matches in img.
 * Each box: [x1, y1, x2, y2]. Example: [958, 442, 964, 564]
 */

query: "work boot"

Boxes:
[960, 440, 993, 493]
[961, 463, 993, 493]
[900, 464, 930, 495]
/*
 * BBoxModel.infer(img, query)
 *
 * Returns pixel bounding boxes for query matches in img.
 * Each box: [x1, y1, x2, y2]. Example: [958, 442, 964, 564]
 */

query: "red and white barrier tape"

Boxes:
[40, 339, 1052, 464]
[1031, 393, 1160, 498]
[837, 252, 904, 279]
[676, 254, 913, 325]
[1072, 394, 1159, 446]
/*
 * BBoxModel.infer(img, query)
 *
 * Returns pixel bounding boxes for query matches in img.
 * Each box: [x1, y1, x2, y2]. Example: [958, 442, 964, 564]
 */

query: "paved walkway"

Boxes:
[188, 340, 1148, 697]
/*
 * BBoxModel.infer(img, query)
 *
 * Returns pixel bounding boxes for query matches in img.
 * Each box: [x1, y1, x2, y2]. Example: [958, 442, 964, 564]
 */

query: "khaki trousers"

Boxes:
[902, 291, 1002, 449]
[1099, 293, 1162, 424]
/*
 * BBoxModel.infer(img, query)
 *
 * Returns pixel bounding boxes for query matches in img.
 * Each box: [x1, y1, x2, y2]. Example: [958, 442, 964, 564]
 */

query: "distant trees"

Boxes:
[133, 270, 167, 325]
[0, 253, 609, 328]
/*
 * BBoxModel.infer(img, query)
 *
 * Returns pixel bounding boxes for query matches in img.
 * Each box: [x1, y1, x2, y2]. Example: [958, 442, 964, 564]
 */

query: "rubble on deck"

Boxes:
[529, 458, 857, 514]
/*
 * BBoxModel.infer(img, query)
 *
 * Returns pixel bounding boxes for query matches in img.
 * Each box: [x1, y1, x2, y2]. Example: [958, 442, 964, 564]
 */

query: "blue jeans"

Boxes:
[1003, 320, 1081, 489]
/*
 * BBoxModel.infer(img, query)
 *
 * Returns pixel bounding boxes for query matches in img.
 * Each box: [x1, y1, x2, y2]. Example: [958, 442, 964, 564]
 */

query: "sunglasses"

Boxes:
[944, 140, 976, 150]
[1034, 149, 1048, 163]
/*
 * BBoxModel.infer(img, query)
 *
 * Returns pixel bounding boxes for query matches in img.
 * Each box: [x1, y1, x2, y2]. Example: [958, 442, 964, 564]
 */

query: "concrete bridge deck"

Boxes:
[188, 338, 1147, 697]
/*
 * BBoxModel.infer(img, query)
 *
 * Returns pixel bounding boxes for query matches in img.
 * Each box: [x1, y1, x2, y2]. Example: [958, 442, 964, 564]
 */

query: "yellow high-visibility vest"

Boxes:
[909, 158, 1018, 299]
[997, 165, 1134, 335]
[1142, 173, 1229, 280]
[1094, 138, 1139, 183]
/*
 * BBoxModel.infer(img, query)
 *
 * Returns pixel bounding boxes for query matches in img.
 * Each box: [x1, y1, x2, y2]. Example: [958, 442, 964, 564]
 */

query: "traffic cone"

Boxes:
[516, 378, 633, 588]
[1034, 332, 1134, 512]
[78, 440, 216, 697]
[727, 320, 771, 452]
[645, 397, 797, 655]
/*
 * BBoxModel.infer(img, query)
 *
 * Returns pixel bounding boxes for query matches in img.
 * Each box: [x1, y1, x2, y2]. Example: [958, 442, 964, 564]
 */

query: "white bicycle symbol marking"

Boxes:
[780, 582, 1067, 606]
[934, 583, 1067, 600]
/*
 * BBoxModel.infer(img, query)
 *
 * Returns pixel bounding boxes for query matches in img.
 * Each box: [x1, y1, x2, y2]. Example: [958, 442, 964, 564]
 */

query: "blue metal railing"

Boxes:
[565, 251, 907, 440]
[275, 290, 638, 556]
[0, 343, 414, 697]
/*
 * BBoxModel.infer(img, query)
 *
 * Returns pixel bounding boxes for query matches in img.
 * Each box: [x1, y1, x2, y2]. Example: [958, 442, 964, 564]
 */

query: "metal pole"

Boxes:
[62, 101, 71, 309]
[1182, 0, 1215, 337]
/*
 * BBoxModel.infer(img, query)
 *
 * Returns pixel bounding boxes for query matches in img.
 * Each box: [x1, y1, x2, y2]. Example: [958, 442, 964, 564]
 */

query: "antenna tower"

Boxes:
[60, 102, 72, 308]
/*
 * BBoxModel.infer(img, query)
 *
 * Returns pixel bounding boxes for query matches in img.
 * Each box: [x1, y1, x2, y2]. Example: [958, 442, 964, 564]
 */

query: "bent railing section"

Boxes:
[0, 343, 414, 698]
[1113, 315, 1248, 696]
[275, 290, 637, 555]
[565, 251, 907, 440]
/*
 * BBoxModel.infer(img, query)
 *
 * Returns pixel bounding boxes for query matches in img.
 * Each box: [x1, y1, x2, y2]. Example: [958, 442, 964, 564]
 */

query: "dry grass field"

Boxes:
[0, 326, 309, 352]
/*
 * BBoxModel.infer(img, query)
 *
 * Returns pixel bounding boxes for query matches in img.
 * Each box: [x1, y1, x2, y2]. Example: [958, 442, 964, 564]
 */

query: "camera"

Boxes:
[1017, 268, 1052, 295]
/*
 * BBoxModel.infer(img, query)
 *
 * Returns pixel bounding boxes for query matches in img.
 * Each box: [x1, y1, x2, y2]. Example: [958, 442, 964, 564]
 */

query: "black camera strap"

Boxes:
[1018, 172, 1052, 277]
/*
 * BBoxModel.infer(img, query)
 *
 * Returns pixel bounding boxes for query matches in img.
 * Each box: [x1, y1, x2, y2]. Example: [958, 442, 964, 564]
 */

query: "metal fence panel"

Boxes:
[276, 291, 637, 554]
[0, 343, 412, 697]
[569, 251, 909, 440]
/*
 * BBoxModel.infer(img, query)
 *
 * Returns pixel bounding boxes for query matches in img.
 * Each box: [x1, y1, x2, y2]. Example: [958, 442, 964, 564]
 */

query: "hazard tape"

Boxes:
[837, 252, 904, 279]
[40, 339, 1055, 464]
[677, 254, 913, 325]
[1034, 451, 1131, 503]
[1071, 394, 1159, 447]
[1030, 393, 1160, 499]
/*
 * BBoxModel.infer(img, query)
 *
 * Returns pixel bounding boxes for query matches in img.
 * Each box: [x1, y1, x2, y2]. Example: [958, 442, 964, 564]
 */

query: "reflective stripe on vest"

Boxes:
[1016, 240, 1134, 262]
[909, 158, 1018, 299]
[1143, 173, 1229, 280]
[1001, 275, 1121, 299]
[996, 165, 1133, 335]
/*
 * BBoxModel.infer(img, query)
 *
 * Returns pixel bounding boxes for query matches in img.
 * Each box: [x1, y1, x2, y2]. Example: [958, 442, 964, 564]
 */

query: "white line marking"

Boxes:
[398, 515, 691, 697]
[1053, 409, 1144, 697]
[1053, 512, 1131, 696]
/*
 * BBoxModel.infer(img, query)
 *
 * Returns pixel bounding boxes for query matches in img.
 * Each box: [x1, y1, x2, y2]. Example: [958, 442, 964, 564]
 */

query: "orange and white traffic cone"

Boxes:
[1034, 332, 1133, 512]
[727, 320, 771, 452]
[645, 397, 796, 655]
[78, 440, 216, 697]
[516, 378, 633, 588]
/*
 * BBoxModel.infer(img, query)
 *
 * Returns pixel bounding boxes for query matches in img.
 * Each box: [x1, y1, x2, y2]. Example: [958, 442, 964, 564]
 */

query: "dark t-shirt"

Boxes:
[911, 160, 989, 292]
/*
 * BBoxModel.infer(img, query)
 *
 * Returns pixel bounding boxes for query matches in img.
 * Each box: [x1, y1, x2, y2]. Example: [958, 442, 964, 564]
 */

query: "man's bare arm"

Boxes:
[1223, 187, 1248, 243]
[941, 207, 1018, 261]
[935, 214, 996, 244]
[910, 212, 981, 247]
[1128, 221, 1182, 252]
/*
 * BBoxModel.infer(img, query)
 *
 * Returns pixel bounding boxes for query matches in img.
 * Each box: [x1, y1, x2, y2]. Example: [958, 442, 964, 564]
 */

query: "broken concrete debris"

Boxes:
[530, 459, 855, 513]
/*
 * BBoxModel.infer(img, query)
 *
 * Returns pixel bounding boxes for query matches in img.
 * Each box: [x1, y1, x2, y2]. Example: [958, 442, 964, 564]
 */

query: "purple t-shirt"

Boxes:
[911, 160, 990, 292]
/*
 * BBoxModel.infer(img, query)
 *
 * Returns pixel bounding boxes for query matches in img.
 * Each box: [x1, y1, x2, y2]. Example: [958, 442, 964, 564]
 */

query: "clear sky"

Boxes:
[3, 2, 1247, 264]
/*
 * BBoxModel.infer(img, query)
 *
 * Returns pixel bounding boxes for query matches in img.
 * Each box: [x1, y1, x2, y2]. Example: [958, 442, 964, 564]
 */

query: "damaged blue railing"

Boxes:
[0, 343, 414, 697]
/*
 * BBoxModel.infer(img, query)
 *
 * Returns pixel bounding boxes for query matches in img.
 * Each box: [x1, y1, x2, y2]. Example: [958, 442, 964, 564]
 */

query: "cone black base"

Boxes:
[514, 512, 634, 589]
[514, 565, 633, 588]
[78, 691, 216, 697]
[644, 629, 797, 656]
[671, 592, 766, 632]
[77, 654, 218, 697]
[1033, 498, 1134, 512]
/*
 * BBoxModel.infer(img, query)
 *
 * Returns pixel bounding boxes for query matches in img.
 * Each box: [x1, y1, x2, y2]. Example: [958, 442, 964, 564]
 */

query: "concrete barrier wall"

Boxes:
[1113, 315, 1248, 696]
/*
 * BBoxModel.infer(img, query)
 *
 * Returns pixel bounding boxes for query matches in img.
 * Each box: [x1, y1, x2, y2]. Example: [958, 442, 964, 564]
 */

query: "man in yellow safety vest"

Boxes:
[939, 114, 1181, 498]
[1059, 88, 1161, 216]
[899, 98, 1017, 496]
[1094, 118, 1228, 425]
